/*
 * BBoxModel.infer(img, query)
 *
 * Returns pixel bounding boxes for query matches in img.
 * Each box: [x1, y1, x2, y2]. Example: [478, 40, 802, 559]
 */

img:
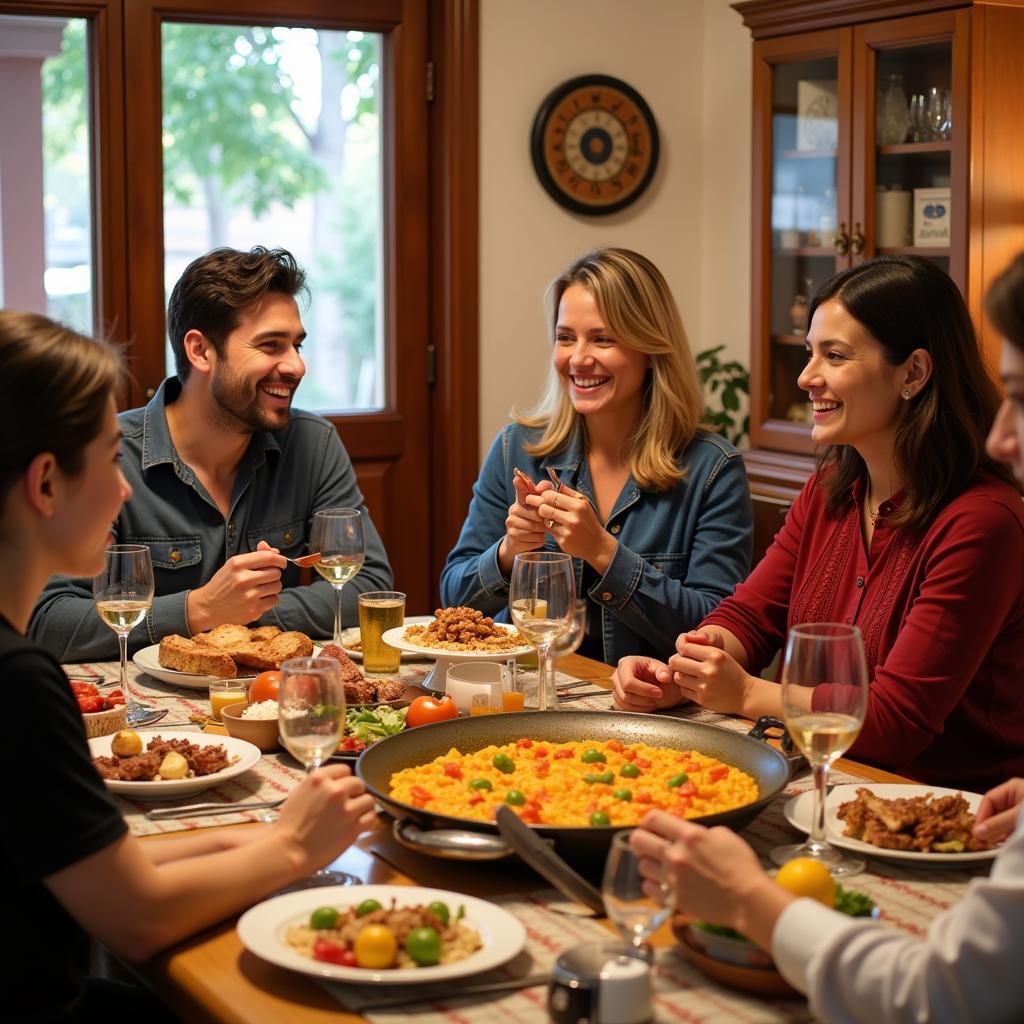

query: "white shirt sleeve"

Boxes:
[771, 816, 1024, 1024]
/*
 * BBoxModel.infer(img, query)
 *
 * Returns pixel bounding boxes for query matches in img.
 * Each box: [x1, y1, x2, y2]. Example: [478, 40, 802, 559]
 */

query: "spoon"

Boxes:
[284, 552, 321, 568]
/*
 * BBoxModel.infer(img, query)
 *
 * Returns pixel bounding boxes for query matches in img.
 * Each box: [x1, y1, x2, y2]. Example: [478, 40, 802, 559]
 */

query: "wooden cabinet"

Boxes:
[733, 0, 1024, 561]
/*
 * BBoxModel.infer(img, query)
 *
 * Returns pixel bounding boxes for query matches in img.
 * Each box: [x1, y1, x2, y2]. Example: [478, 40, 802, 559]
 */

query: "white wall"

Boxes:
[477, 0, 751, 456]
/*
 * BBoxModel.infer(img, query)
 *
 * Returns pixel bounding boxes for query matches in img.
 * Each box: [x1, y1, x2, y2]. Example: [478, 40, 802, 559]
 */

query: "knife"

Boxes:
[146, 797, 285, 820]
[345, 972, 550, 1011]
[495, 806, 605, 915]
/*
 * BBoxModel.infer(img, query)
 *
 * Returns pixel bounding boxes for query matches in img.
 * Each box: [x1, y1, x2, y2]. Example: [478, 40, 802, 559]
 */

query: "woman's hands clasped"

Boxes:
[525, 483, 617, 572]
[667, 630, 754, 716]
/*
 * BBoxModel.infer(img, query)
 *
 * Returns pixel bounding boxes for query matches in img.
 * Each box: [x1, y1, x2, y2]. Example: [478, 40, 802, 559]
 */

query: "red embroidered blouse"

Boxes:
[702, 471, 1024, 789]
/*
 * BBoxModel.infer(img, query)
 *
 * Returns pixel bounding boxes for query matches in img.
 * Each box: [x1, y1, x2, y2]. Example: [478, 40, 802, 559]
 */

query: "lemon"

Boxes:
[111, 729, 142, 757]
[774, 857, 836, 907]
[354, 924, 398, 969]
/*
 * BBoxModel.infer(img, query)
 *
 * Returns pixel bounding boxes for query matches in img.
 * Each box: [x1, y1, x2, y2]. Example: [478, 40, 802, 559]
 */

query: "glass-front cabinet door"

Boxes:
[852, 10, 964, 285]
[751, 29, 849, 454]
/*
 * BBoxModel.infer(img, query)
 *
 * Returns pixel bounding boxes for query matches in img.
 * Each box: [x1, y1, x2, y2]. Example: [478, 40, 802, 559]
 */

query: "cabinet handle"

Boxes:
[851, 222, 864, 255]
[834, 223, 850, 255]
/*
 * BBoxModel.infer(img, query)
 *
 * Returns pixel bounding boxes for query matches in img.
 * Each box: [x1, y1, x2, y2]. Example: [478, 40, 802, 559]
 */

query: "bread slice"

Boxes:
[195, 623, 253, 649]
[262, 630, 314, 667]
[158, 634, 237, 678]
[249, 625, 283, 643]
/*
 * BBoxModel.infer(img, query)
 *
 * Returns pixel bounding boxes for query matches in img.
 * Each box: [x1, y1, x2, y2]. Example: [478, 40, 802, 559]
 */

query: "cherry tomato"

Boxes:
[553, 749, 573, 760]
[605, 740, 624, 753]
[77, 696, 104, 714]
[354, 924, 398, 968]
[405, 695, 458, 728]
[515, 738, 533, 748]
[70, 681, 100, 697]
[313, 937, 353, 965]
[249, 670, 282, 704]
[709, 765, 729, 782]
[405, 926, 442, 966]
[442, 761, 463, 779]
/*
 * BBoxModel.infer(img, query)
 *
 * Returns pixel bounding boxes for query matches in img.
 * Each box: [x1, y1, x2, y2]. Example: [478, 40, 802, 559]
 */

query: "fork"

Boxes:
[283, 551, 321, 567]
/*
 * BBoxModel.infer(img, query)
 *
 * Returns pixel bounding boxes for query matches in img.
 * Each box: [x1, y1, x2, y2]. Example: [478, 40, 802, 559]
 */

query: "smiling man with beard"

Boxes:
[30, 246, 392, 661]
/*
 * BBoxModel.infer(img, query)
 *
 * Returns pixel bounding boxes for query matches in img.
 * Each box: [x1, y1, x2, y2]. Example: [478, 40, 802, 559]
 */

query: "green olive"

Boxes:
[492, 753, 515, 774]
[613, 788, 633, 802]
[581, 748, 607, 764]
[427, 901, 450, 926]
[355, 899, 383, 917]
[619, 763, 641, 778]
[589, 811, 611, 826]
[505, 789, 526, 806]
[667, 772, 689, 788]
[309, 906, 339, 930]
[469, 778, 493, 791]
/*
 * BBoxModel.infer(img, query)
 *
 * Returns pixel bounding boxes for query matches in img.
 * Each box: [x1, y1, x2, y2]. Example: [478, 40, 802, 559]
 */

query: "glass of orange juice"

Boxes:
[209, 678, 248, 721]
[470, 693, 501, 716]
[501, 670, 526, 713]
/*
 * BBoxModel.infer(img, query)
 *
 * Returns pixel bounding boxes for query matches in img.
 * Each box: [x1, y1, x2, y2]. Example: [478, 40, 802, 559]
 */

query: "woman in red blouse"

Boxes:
[613, 256, 1024, 789]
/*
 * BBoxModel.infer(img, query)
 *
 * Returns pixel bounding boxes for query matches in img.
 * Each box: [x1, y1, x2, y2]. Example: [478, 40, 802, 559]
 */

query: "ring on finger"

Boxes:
[544, 518, 554, 529]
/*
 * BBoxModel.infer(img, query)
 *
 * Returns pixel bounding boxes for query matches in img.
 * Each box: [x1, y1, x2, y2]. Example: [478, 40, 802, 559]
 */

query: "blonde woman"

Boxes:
[441, 248, 752, 663]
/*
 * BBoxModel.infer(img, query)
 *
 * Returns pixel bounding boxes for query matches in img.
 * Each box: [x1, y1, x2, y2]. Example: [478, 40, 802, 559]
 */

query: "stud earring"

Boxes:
[903, 390, 912, 399]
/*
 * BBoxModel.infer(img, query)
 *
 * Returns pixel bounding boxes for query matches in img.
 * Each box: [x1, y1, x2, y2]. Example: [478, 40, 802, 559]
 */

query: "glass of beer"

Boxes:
[358, 590, 406, 673]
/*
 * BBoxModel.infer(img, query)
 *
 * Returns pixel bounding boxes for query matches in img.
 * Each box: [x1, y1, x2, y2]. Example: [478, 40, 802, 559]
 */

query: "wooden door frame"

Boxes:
[427, 0, 478, 602]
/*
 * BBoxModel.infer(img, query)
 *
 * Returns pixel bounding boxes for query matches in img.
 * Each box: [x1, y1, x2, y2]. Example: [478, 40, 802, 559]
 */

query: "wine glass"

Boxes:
[278, 656, 358, 886]
[770, 622, 869, 877]
[509, 552, 575, 712]
[549, 598, 587, 660]
[310, 508, 364, 645]
[93, 545, 154, 693]
[926, 87, 947, 142]
[602, 830, 674, 961]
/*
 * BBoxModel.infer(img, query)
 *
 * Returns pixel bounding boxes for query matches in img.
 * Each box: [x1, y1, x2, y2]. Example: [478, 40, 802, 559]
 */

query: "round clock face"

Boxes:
[531, 75, 659, 216]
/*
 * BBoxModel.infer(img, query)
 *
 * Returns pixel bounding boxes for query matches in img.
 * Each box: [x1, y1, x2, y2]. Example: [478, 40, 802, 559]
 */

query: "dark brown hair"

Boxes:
[166, 246, 308, 379]
[808, 256, 1018, 528]
[0, 310, 123, 508]
[985, 251, 1024, 354]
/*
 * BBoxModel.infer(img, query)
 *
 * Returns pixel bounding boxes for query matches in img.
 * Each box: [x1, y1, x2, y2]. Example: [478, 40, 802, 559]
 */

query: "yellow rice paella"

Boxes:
[389, 737, 759, 827]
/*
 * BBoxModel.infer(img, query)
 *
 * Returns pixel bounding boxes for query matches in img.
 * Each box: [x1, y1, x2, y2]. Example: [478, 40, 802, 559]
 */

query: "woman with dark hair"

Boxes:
[0, 311, 375, 1020]
[626, 252, 1024, 1024]
[614, 256, 1024, 789]
[441, 248, 752, 664]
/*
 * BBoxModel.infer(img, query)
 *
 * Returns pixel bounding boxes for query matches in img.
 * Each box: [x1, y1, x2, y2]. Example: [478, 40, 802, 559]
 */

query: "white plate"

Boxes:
[133, 642, 321, 690]
[783, 784, 999, 866]
[340, 615, 435, 662]
[237, 884, 526, 983]
[382, 623, 533, 660]
[89, 730, 262, 799]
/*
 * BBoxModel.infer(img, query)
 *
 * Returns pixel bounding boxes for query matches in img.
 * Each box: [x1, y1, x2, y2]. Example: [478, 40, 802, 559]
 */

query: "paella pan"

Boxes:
[357, 710, 791, 863]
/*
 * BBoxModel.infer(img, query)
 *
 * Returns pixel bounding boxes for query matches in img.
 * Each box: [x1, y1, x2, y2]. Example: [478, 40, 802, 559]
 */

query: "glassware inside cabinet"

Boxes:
[874, 41, 952, 266]
[768, 57, 839, 424]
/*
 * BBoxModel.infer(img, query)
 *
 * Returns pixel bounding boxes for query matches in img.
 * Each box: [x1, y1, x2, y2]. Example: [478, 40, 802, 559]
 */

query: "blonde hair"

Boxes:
[514, 248, 704, 491]
[0, 310, 123, 507]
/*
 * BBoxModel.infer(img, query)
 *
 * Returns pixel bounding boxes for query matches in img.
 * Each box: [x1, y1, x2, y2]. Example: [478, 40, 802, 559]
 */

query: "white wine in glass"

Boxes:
[509, 552, 575, 711]
[93, 545, 154, 694]
[310, 508, 364, 645]
[771, 622, 869, 877]
[278, 656, 358, 887]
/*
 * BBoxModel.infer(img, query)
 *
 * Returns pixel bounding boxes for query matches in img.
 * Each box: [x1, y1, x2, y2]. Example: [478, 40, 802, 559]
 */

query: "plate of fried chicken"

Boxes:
[784, 784, 999, 865]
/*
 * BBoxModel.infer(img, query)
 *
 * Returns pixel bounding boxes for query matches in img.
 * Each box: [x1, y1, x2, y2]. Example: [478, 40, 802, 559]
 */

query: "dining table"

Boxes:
[72, 648, 993, 1024]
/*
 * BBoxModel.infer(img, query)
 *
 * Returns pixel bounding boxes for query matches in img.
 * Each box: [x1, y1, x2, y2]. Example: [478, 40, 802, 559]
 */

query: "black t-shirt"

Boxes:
[0, 616, 127, 1020]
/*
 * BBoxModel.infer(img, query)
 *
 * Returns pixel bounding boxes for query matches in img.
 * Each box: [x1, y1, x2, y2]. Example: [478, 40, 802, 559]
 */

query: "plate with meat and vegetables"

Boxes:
[237, 884, 525, 983]
[783, 784, 999, 865]
[88, 730, 261, 799]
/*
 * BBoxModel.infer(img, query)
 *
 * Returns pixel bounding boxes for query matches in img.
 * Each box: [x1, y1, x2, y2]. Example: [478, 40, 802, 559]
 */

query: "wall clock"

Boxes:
[530, 74, 659, 216]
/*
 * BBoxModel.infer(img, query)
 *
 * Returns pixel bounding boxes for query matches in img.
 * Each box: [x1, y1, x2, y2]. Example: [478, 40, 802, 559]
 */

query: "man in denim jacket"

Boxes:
[441, 423, 751, 666]
[30, 247, 391, 661]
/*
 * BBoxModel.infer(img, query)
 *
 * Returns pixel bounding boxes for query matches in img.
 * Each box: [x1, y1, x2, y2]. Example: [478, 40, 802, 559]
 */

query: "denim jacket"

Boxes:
[440, 424, 753, 665]
[29, 378, 392, 662]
